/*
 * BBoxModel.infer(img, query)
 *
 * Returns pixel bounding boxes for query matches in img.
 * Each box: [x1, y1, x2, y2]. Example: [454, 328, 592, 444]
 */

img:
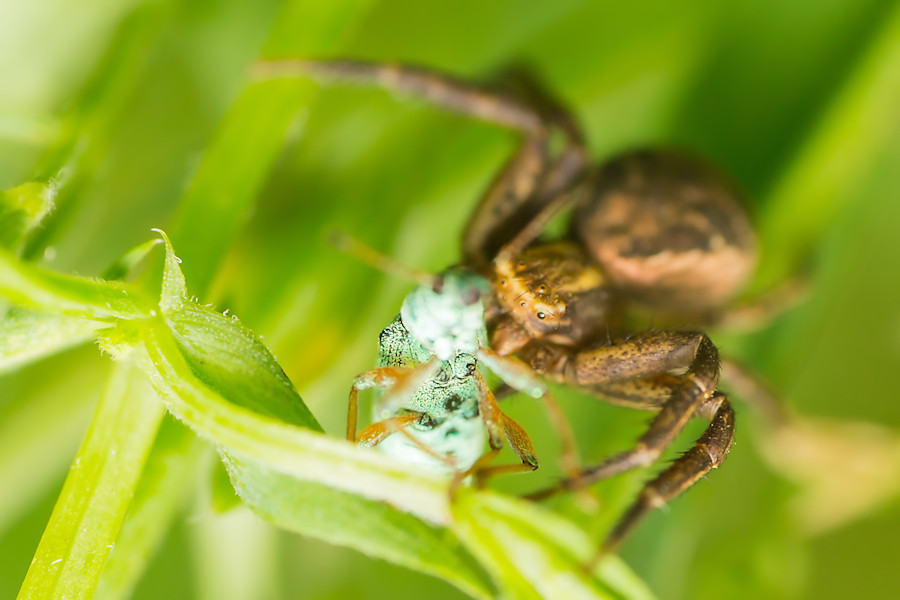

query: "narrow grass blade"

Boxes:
[95, 418, 206, 600]
[17, 361, 165, 599]
[757, 2, 900, 289]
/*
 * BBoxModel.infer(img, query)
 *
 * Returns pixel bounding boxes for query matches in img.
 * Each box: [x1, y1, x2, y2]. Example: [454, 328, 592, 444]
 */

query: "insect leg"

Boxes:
[450, 377, 538, 492]
[477, 347, 582, 480]
[346, 358, 439, 441]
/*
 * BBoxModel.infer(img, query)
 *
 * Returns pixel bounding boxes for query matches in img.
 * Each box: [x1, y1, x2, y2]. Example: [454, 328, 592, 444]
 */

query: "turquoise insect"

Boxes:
[346, 267, 546, 480]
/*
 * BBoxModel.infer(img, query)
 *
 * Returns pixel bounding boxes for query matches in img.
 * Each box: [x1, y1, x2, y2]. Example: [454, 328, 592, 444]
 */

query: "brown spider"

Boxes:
[255, 58, 761, 554]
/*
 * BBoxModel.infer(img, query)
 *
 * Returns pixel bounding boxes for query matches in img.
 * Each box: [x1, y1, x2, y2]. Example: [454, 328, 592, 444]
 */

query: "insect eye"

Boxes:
[444, 394, 463, 411]
[418, 414, 438, 429]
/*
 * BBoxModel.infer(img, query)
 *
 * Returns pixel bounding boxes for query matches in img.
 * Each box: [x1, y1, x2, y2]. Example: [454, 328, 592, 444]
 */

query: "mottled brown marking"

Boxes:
[573, 150, 757, 313]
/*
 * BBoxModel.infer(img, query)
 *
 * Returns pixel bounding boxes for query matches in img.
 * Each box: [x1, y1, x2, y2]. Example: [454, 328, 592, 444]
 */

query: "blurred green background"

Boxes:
[2, 0, 900, 598]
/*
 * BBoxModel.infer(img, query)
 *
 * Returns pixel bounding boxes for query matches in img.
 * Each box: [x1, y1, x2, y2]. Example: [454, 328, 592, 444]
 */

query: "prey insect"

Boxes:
[335, 235, 572, 484]
[256, 58, 749, 554]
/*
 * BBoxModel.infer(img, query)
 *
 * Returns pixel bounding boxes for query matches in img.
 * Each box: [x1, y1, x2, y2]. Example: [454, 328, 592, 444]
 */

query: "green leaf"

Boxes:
[154, 229, 320, 429]
[224, 452, 494, 600]
[131, 293, 495, 594]
[130, 232, 492, 591]
[0, 307, 107, 374]
[210, 452, 244, 514]
[0, 357, 100, 535]
[452, 490, 657, 600]
[99, 238, 162, 281]
[137, 320, 451, 524]
[18, 361, 165, 599]
[0, 180, 56, 253]
[0, 247, 153, 320]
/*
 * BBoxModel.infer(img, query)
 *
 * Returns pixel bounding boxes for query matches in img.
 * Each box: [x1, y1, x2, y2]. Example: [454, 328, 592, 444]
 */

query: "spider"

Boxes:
[255, 58, 760, 554]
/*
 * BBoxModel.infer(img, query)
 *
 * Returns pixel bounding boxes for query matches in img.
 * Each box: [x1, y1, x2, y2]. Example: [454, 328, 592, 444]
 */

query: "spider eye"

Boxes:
[520, 301, 527, 307]
[536, 311, 546, 320]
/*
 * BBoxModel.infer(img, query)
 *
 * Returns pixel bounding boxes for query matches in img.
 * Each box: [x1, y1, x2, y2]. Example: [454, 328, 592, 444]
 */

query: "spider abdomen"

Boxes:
[573, 150, 757, 315]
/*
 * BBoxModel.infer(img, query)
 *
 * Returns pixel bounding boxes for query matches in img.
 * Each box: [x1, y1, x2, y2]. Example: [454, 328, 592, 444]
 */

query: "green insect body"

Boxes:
[349, 268, 539, 476]
[399, 269, 492, 361]
[374, 315, 487, 472]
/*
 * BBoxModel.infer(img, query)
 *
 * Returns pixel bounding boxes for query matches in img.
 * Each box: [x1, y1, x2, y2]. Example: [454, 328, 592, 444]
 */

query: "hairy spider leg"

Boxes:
[596, 392, 733, 558]
[522, 331, 735, 554]
[253, 58, 587, 270]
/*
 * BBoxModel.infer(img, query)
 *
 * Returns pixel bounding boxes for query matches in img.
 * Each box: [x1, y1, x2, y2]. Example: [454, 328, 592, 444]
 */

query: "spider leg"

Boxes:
[252, 58, 587, 269]
[254, 58, 547, 132]
[523, 332, 727, 550]
[463, 97, 588, 269]
[719, 356, 791, 428]
[598, 392, 734, 556]
[713, 276, 809, 332]
[588, 374, 682, 410]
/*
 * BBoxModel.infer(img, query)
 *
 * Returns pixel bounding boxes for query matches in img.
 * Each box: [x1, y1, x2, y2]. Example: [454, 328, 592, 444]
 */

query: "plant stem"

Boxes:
[18, 361, 164, 600]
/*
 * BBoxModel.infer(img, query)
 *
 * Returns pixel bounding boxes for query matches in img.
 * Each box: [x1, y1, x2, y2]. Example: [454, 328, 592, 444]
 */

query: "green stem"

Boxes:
[17, 361, 165, 600]
[94, 419, 206, 600]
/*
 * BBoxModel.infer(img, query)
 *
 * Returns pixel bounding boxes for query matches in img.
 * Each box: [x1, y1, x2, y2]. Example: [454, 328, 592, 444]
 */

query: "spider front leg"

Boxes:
[252, 57, 586, 270]
[452, 371, 539, 491]
[522, 331, 734, 553]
